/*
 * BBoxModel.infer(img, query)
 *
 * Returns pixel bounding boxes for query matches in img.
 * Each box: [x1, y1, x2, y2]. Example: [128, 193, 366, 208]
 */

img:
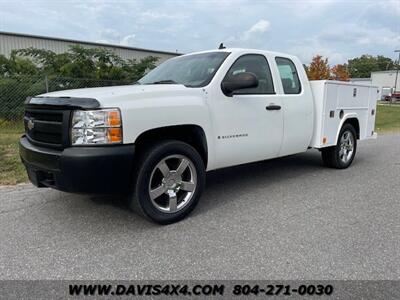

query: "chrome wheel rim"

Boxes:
[149, 154, 197, 213]
[339, 130, 354, 164]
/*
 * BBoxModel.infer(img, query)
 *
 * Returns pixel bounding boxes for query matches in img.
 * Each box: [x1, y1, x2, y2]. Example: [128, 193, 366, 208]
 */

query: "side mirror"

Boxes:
[221, 72, 259, 96]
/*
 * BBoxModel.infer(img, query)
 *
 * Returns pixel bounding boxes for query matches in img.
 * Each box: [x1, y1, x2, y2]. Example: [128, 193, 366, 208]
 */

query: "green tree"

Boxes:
[14, 48, 67, 75]
[122, 56, 158, 82]
[14, 45, 159, 81]
[0, 46, 160, 121]
[0, 54, 38, 76]
[58, 45, 97, 78]
[0, 55, 13, 76]
[347, 55, 395, 78]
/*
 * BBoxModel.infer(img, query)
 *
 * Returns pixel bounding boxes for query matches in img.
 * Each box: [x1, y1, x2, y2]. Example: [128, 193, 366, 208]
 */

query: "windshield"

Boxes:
[138, 52, 230, 87]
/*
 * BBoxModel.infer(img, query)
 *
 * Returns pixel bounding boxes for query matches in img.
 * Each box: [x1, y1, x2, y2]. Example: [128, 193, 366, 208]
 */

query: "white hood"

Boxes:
[38, 84, 205, 107]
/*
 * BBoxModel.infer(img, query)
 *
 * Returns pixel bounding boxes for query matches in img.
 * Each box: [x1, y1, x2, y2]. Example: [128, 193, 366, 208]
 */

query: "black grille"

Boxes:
[24, 108, 71, 149]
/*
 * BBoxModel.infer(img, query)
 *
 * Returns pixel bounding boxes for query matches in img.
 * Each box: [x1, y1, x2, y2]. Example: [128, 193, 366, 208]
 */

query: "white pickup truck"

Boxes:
[20, 48, 378, 224]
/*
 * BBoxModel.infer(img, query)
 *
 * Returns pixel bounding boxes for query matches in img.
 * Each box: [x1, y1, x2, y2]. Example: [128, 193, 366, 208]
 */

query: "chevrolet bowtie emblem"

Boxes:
[27, 118, 35, 130]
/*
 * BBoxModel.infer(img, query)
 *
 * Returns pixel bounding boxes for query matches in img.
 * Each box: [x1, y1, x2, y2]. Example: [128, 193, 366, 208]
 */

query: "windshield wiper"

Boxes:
[147, 80, 178, 84]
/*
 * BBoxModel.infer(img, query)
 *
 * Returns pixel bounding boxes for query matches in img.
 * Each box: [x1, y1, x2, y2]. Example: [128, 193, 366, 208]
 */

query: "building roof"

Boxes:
[0, 31, 182, 56]
[350, 78, 371, 81]
[371, 70, 399, 74]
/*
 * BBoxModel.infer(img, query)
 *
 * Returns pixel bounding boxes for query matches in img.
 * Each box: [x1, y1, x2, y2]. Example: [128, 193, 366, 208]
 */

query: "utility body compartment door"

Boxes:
[309, 80, 378, 148]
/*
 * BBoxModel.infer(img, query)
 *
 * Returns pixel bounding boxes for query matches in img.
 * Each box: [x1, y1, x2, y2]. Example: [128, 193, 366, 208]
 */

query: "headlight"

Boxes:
[71, 108, 122, 145]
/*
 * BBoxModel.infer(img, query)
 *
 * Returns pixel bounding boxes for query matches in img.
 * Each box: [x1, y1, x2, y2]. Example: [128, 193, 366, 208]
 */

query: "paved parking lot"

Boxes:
[0, 133, 399, 279]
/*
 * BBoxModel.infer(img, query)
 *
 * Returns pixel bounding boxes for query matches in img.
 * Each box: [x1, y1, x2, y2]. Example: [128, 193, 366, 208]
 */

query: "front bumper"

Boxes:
[19, 136, 135, 194]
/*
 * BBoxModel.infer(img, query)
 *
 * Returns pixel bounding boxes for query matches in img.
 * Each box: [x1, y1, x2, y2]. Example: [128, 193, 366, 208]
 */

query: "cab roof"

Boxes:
[180, 48, 299, 61]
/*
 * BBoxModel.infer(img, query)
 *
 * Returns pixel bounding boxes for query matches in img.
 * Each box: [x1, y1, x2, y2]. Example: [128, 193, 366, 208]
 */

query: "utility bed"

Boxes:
[309, 80, 378, 148]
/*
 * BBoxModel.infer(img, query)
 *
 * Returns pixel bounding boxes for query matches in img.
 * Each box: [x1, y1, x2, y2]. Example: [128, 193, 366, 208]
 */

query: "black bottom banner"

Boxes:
[0, 280, 399, 299]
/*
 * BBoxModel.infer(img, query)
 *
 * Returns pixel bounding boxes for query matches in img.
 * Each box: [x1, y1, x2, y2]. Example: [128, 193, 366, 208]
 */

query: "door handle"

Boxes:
[266, 104, 281, 110]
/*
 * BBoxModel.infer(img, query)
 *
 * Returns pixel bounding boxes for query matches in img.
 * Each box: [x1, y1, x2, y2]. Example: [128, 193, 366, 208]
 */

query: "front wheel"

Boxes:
[321, 124, 357, 169]
[130, 141, 205, 224]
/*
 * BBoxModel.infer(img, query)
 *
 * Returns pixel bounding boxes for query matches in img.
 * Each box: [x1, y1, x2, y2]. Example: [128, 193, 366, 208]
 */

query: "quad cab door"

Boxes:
[211, 54, 284, 169]
[274, 56, 313, 156]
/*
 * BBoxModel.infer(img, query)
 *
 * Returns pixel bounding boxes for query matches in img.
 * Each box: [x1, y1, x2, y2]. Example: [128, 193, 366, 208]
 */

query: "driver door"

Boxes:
[211, 54, 284, 169]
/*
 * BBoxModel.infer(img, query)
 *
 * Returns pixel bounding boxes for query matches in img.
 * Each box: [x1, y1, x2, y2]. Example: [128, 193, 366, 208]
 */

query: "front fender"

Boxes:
[122, 102, 211, 143]
[120, 97, 216, 169]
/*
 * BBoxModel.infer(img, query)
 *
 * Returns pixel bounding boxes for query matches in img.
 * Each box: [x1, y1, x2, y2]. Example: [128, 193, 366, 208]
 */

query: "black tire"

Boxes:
[321, 123, 357, 169]
[130, 140, 205, 224]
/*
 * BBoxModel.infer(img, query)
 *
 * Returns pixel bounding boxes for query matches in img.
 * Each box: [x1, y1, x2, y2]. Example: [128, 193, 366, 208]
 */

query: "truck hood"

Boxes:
[37, 84, 205, 107]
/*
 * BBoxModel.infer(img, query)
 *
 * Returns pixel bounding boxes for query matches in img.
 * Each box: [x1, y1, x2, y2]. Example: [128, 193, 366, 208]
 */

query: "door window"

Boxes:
[275, 57, 301, 94]
[223, 54, 275, 94]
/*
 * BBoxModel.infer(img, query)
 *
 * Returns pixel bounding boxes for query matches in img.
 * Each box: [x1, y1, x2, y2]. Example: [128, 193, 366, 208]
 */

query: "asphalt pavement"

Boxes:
[0, 133, 399, 280]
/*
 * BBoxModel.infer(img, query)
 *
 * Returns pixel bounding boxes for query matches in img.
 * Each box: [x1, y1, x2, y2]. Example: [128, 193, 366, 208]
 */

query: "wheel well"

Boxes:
[343, 118, 360, 139]
[135, 125, 208, 167]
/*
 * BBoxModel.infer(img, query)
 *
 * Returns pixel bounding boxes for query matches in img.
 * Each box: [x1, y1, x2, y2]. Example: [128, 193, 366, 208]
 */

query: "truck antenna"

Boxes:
[218, 43, 226, 50]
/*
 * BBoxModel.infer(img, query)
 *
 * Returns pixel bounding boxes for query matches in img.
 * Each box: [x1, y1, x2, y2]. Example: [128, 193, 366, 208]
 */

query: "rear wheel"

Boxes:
[130, 140, 205, 224]
[321, 124, 357, 169]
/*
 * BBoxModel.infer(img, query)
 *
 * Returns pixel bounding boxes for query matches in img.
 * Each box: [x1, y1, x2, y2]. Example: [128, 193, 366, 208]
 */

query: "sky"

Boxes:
[0, 0, 399, 64]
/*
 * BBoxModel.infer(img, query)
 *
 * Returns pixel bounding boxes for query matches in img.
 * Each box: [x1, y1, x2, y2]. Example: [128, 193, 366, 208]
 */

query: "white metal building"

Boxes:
[0, 31, 180, 64]
[351, 70, 400, 99]
[349, 78, 372, 85]
[370, 70, 400, 92]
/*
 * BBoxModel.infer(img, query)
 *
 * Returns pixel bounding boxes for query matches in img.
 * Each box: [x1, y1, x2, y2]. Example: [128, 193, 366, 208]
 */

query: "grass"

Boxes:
[0, 105, 399, 186]
[375, 104, 400, 133]
[0, 123, 27, 185]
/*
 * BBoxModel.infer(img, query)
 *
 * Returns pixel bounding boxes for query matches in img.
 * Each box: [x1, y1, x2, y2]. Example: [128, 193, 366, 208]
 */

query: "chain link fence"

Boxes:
[0, 75, 132, 133]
